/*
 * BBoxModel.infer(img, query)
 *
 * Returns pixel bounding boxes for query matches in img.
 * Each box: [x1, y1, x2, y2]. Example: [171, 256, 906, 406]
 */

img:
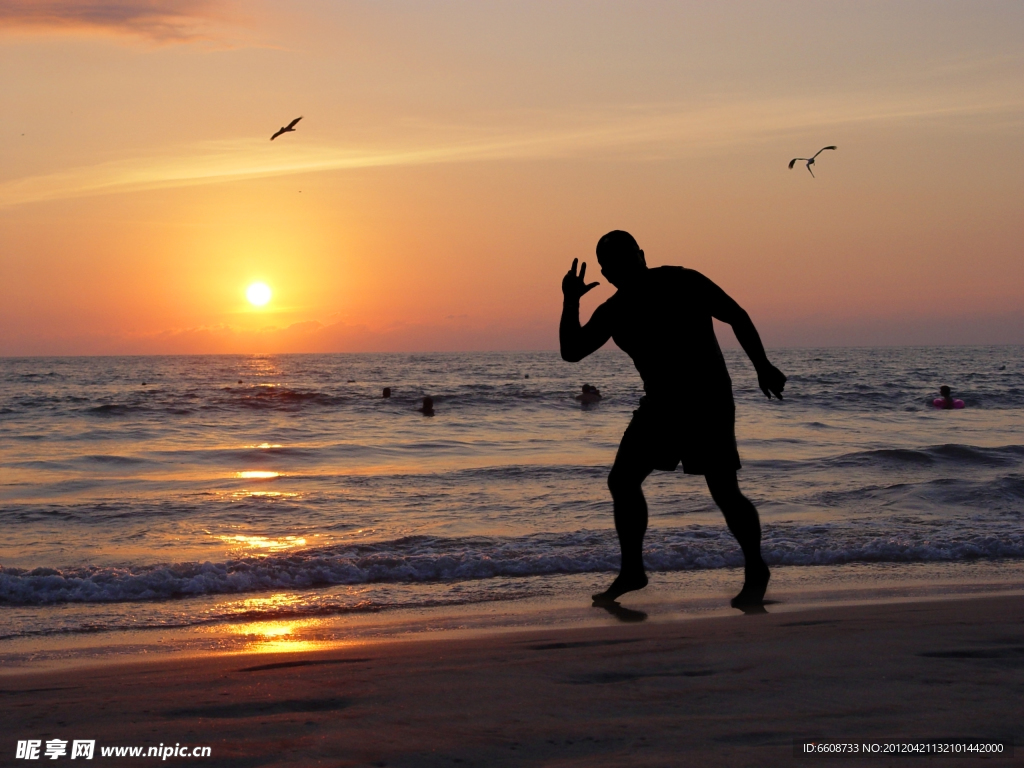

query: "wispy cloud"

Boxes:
[2, 94, 1020, 209]
[0, 0, 232, 42]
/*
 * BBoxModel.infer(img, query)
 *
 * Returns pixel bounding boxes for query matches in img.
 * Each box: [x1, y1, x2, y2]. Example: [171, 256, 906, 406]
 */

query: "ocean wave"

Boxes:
[3, 387, 583, 417]
[215, 386, 350, 410]
[6, 384, 1024, 417]
[805, 474, 1024, 511]
[0, 589, 542, 640]
[4, 524, 1023, 606]
[81, 454, 150, 465]
[87, 403, 150, 416]
[825, 444, 1024, 469]
[918, 474, 1024, 508]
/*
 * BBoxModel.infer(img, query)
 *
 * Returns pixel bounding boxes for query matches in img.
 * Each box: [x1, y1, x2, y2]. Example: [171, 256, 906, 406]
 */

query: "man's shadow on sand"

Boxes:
[592, 598, 777, 621]
[736, 602, 771, 615]
[592, 599, 648, 623]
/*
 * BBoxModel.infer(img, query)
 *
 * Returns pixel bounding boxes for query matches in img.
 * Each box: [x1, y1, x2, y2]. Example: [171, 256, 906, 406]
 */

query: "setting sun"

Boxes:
[246, 282, 272, 307]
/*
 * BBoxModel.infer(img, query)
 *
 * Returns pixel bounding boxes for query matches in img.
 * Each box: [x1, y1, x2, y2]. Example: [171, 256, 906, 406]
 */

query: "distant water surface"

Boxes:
[1, 347, 1022, 642]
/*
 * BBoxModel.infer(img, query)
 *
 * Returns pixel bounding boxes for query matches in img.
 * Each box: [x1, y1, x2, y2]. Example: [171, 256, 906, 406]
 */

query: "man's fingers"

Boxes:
[774, 374, 786, 400]
[565, 259, 599, 297]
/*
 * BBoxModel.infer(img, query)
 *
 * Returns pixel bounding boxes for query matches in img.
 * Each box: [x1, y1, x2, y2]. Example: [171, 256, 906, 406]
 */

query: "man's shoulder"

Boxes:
[648, 265, 705, 285]
[648, 265, 703, 275]
[599, 267, 708, 311]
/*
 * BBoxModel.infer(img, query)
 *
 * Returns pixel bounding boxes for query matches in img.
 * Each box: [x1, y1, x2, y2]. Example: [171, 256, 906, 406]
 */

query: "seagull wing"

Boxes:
[812, 145, 837, 159]
[286, 116, 303, 130]
[789, 159, 798, 169]
[270, 128, 285, 140]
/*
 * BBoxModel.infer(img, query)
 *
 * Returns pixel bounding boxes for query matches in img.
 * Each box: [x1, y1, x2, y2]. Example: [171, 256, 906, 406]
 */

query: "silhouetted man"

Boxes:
[560, 230, 786, 607]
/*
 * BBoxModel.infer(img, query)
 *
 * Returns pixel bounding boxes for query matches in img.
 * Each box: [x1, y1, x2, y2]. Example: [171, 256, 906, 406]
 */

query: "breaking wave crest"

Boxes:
[4, 523, 1024, 606]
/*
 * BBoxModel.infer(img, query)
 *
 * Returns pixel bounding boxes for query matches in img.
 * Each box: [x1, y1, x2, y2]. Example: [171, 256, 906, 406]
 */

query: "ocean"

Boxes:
[2, 347, 1023, 666]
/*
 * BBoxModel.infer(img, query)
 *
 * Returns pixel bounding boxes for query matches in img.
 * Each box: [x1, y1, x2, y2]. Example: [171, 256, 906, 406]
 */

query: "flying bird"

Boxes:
[270, 117, 302, 141]
[788, 145, 837, 177]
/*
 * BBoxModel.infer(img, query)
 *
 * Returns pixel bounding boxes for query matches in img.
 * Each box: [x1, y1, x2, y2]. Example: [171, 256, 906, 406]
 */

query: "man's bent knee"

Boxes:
[608, 465, 645, 497]
[705, 471, 746, 507]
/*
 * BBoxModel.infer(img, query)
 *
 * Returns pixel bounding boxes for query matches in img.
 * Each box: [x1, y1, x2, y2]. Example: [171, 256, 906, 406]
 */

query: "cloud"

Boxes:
[3, 93, 1021, 210]
[0, 0, 231, 42]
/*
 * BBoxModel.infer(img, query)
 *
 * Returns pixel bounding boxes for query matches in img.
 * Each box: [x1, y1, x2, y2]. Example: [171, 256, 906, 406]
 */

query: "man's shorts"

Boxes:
[616, 394, 741, 475]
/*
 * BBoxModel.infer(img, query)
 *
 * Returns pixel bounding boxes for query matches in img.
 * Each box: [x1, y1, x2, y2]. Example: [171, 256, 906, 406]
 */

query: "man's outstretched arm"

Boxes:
[560, 259, 612, 362]
[698, 273, 787, 399]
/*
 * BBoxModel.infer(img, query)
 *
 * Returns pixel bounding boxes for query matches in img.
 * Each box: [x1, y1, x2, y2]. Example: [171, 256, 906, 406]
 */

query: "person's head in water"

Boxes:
[419, 396, 434, 415]
[940, 385, 952, 398]
[596, 230, 647, 289]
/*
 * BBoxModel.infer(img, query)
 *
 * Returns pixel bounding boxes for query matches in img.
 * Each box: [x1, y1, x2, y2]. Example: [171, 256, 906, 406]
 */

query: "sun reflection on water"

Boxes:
[231, 490, 298, 499]
[222, 595, 335, 655]
[239, 629, 323, 655]
[220, 534, 309, 552]
[259, 624, 294, 638]
[236, 470, 280, 479]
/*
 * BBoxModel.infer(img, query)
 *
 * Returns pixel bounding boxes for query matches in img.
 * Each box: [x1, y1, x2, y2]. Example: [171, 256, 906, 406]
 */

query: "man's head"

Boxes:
[940, 385, 951, 398]
[596, 230, 646, 288]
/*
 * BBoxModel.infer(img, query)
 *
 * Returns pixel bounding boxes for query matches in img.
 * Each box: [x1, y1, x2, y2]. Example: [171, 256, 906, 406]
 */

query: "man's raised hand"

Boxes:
[757, 364, 787, 400]
[562, 258, 600, 302]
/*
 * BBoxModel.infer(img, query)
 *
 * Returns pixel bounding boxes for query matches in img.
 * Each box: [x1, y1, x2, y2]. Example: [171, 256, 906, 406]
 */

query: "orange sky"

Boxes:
[2, 1, 1022, 354]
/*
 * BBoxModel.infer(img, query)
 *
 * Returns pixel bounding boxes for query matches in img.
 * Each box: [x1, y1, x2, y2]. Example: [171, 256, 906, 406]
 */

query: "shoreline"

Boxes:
[3, 559, 1024, 676]
[3, 592, 1021, 766]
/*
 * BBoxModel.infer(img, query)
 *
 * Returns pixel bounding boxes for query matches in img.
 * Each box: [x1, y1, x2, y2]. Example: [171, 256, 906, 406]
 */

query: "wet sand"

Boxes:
[3, 595, 1022, 767]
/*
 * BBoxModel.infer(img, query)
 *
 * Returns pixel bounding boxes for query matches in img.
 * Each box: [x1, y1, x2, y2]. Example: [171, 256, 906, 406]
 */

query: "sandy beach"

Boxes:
[3, 593, 1021, 767]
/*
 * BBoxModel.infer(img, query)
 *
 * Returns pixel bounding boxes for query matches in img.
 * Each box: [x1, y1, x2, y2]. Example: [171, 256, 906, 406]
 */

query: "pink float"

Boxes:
[933, 398, 965, 409]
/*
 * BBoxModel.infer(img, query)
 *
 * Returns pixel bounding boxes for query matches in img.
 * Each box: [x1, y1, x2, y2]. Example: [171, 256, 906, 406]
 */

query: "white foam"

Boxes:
[3, 524, 1024, 605]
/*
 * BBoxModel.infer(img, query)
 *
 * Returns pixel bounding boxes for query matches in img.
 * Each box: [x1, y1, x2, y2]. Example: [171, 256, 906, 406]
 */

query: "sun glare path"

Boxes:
[246, 282, 272, 306]
[220, 534, 308, 552]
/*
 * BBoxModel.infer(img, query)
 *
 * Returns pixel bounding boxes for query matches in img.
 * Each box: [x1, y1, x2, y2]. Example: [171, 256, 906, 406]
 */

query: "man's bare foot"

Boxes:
[731, 562, 770, 608]
[592, 573, 648, 603]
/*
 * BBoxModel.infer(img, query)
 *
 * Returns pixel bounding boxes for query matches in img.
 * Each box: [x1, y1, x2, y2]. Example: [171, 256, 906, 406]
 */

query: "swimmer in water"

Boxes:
[576, 384, 603, 404]
[933, 385, 964, 409]
[938, 385, 955, 409]
[419, 396, 435, 416]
